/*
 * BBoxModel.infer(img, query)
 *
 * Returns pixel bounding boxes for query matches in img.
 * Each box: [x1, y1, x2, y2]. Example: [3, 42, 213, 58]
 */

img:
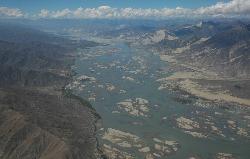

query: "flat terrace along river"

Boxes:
[68, 40, 250, 159]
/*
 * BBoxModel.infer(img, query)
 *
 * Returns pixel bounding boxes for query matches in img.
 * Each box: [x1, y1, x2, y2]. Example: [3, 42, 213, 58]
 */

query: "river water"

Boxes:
[70, 40, 250, 159]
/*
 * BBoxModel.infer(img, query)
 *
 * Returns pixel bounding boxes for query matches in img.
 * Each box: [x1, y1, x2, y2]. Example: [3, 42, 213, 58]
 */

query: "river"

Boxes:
[69, 40, 250, 159]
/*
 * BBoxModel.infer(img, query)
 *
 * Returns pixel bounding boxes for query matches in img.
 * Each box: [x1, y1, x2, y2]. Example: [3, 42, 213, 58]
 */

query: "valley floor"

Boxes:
[68, 38, 250, 159]
[158, 51, 250, 107]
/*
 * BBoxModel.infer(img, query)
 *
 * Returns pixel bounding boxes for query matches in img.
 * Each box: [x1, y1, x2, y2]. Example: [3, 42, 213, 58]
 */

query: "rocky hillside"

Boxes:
[178, 23, 250, 78]
[0, 23, 100, 159]
[150, 20, 250, 78]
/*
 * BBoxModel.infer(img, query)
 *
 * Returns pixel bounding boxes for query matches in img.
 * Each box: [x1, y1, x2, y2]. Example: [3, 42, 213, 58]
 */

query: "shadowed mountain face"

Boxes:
[0, 39, 71, 87]
[0, 23, 100, 159]
[0, 88, 97, 159]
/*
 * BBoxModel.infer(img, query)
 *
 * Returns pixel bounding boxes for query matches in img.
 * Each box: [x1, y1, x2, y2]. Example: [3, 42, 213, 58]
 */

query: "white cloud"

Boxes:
[2, 0, 250, 19]
[196, 0, 250, 15]
[0, 7, 23, 17]
[38, 8, 71, 18]
[52, 8, 71, 18]
[39, 0, 250, 19]
[39, 9, 50, 18]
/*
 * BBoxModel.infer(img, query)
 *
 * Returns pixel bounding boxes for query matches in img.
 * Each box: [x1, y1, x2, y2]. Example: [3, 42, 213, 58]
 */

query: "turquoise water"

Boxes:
[72, 41, 250, 159]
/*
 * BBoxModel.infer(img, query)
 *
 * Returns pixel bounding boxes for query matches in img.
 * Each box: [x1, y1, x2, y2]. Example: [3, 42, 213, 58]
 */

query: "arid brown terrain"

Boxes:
[0, 23, 101, 159]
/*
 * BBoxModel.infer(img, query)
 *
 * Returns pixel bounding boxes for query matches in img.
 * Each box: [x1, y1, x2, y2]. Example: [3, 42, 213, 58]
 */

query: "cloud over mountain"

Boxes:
[0, 7, 23, 17]
[36, 0, 250, 19]
[195, 0, 250, 15]
[1, 0, 250, 19]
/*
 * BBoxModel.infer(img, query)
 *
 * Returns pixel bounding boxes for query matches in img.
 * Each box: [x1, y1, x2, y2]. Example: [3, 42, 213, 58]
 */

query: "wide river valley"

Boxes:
[68, 39, 250, 159]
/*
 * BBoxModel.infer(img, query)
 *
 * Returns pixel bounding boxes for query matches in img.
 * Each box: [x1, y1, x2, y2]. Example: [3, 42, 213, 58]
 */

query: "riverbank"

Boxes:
[69, 40, 249, 159]
[158, 53, 250, 107]
[0, 24, 102, 159]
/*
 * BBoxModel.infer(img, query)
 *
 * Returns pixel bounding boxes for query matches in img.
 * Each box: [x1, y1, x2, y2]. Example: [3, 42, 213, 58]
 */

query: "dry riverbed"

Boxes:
[158, 50, 250, 107]
[100, 128, 180, 159]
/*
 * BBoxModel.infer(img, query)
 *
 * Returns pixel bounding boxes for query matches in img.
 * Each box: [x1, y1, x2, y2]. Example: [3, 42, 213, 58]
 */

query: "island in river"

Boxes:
[68, 36, 250, 159]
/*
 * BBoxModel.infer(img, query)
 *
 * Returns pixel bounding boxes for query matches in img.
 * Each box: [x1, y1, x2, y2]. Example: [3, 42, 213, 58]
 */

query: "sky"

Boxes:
[0, 0, 230, 12]
[0, 0, 249, 19]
